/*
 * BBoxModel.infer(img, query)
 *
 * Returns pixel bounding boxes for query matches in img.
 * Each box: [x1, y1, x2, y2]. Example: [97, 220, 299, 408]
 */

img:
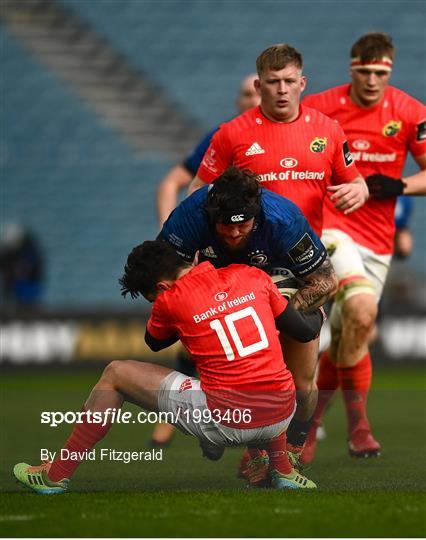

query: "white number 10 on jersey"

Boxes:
[209, 306, 269, 361]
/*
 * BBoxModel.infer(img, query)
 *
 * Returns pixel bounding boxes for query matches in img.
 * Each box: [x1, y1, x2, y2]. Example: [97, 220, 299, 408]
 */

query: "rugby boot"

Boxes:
[286, 443, 304, 471]
[199, 439, 225, 461]
[299, 422, 319, 466]
[245, 451, 270, 488]
[270, 468, 317, 489]
[13, 462, 69, 494]
[236, 448, 251, 479]
[348, 429, 381, 458]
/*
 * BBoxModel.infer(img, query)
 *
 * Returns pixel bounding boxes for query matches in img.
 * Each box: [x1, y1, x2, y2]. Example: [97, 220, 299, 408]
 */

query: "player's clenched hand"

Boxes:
[327, 178, 369, 215]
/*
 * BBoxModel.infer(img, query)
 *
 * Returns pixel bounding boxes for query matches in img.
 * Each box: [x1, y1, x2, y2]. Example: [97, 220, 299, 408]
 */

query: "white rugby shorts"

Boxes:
[321, 229, 391, 329]
[158, 371, 295, 448]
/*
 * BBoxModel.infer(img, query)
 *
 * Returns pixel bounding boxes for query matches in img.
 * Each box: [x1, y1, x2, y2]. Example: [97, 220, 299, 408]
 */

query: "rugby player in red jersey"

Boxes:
[13, 241, 326, 493]
[157, 74, 260, 226]
[188, 43, 369, 461]
[302, 32, 426, 461]
[151, 74, 259, 447]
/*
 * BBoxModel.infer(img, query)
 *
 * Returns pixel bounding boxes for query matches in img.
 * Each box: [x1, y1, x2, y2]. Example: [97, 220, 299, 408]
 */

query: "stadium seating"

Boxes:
[3, 2, 425, 306]
[2, 27, 172, 305]
[59, 0, 425, 125]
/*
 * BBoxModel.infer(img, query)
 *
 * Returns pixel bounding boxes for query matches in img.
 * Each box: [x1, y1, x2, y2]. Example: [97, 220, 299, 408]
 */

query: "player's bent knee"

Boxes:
[336, 276, 376, 306]
[343, 294, 378, 335]
[101, 359, 135, 384]
[293, 376, 317, 395]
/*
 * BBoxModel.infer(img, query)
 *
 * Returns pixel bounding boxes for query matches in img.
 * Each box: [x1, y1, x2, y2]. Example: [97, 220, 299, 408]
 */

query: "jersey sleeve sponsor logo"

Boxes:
[214, 291, 228, 302]
[280, 157, 298, 168]
[297, 252, 326, 276]
[343, 141, 354, 167]
[382, 120, 402, 137]
[309, 137, 327, 153]
[352, 139, 371, 151]
[416, 120, 426, 141]
[288, 233, 316, 264]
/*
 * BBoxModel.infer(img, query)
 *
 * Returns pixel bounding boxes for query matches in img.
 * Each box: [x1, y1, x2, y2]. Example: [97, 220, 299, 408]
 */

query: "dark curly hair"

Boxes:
[205, 166, 261, 224]
[119, 240, 188, 300]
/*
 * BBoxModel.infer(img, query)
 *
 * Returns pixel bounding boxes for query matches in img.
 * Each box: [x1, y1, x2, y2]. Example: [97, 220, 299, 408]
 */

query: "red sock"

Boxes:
[337, 353, 372, 435]
[48, 408, 112, 482]
[266, 433, 292, 475]
[312, 349, 339, 425]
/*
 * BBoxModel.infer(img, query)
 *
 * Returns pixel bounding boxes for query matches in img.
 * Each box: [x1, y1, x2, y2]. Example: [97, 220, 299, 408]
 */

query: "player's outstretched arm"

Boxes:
[291, 257, 338, 313]
[402, 171, 426, 195]
[157, 165, 193, 226]
[327, 175, 369, 214]
[401, 154, 426, 195]
[188, 175, 208, 196]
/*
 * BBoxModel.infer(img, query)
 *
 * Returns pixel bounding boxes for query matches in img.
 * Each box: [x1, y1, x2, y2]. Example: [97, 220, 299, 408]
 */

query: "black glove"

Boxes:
[366, 174, 405, 199]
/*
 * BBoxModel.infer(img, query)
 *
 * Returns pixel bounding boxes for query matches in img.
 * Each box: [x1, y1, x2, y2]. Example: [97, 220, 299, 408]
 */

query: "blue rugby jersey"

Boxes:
[159, 186, 327, 278]
[394, 196, 413, 230]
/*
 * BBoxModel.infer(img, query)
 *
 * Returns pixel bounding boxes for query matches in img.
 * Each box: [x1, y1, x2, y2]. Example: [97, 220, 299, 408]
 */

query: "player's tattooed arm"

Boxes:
[291, 257, 338, 312]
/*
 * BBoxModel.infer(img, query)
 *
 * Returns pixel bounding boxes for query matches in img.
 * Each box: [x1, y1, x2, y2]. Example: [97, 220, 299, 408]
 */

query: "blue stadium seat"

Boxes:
[2, 28, 172, 306]
[3, 2, 426, 307]
[59, 0, 425, 126]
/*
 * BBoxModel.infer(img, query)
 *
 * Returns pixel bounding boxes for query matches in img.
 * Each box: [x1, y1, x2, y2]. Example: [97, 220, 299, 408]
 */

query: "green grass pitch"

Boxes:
[1, 366, 425, 537]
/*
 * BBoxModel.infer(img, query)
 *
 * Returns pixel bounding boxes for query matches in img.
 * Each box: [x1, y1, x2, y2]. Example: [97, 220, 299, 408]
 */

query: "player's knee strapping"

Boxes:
[335, 274, 376, 304]
[329, 275, 376, 332]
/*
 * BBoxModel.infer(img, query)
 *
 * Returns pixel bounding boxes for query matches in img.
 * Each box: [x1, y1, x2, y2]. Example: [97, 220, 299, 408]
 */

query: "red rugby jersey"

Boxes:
[304, 85, 426, 254]
[147, 262, 295, 428]
[196, 105, 359, 235]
